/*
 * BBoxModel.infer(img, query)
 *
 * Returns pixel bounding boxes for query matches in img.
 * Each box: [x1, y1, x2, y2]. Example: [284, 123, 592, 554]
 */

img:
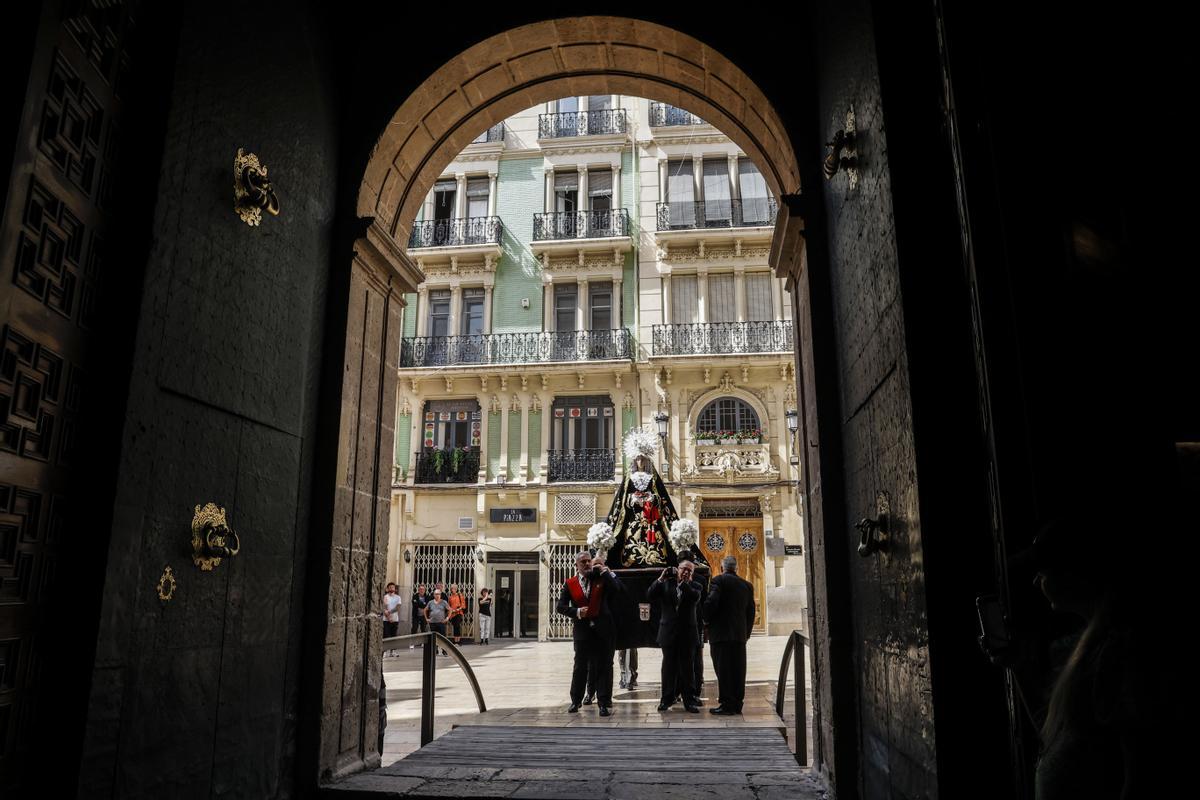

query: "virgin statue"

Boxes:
[598, 428, 690, 567]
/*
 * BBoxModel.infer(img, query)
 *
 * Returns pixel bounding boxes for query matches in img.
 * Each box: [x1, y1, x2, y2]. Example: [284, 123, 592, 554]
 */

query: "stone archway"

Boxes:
[323, 15, 813, 783]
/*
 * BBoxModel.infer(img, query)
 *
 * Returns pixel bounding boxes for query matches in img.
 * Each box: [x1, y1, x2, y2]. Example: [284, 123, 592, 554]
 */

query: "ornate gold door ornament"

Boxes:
[191, 503, 241, 571]
[157, 565, 177, 602]
[233, 148, 280, 225]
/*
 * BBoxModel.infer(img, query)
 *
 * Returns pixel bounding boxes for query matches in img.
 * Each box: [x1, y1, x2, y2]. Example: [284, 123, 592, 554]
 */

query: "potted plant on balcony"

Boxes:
[737, 428, 762, 445]
[431, 448, 446, 476]
[695, 431, 717, 447]
[718, 429, 739, 445]
[450, 446, 466, 477]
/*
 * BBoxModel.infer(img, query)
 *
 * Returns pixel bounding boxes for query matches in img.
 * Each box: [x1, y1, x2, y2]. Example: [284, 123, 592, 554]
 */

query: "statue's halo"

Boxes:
[623, 427, 661, 463]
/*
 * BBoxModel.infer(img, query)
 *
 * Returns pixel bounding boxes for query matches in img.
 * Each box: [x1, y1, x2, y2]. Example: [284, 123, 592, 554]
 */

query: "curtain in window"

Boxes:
[587, 95, 612, 111]
[738, 158, 770, 224]
[702, 159, 731, 223]
[667, 159, 695, 227]
[708, 273, 736, 322]
[466, 177, 489, 219]
[672, 275, 698, 324]
[746, 272, 773, 321]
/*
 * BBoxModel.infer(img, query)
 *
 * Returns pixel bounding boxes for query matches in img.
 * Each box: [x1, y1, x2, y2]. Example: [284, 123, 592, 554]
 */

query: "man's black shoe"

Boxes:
[709, 706, 739, 715]
[598, 705, 611, 717]
[567, 703, 580, 713]
[684, 704, 700, 713]
[583, 693, 595, 705]
[656, 702, 671, 711]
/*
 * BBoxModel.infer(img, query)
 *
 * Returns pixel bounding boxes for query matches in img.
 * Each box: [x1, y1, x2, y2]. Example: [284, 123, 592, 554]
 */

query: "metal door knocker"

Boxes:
[855, 491, 890, 557]
[191, 502, 241, 571]
[233, 148, 280, 226]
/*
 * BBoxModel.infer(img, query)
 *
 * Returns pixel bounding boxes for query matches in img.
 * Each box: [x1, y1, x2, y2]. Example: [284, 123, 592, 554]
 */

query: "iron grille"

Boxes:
[538, 108, 627, 138]
[547, 543, 584, 639]
[411, 544, 477, 635]
[532, 208, 629, 240]
[554, 494, 597, 525]
[649, 102, 705, 127]
[547, 448, 616, 483]
[470, 122, 505, 144]
[655, 198, 778, 231]
[408, 215, 502, 248]
[651, 321, 793, 356]
[413, 449, 480, 484]
[399, 329, 634, 367]
[700, 498, 762, 518]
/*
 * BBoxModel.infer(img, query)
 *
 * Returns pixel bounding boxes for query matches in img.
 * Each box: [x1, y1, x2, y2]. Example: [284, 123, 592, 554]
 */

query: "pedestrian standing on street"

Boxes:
[648, 560, 702, 712]
[703, 555, 755, 715]
[557, 551, 622, 716]
[382, 582, 402, 657]
[410, 583, 429, 650]
[424, 589, 451, 656]
[478, 588, 493, 644]
[448, 584, 467, 645]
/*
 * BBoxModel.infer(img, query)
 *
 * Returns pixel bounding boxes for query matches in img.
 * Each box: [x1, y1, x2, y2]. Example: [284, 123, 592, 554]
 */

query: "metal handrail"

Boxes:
[774, 629, 809, 767]
[381, 631, 487, 747]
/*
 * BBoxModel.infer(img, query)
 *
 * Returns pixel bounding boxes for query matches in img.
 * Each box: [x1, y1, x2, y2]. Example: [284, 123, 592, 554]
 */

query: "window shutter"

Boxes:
[554, 171, 579, 191]
[672, 276, 698, 324]
[708, 274, 736, 322]
[588, 169, 612, 197]
[746, 273, 773, 321]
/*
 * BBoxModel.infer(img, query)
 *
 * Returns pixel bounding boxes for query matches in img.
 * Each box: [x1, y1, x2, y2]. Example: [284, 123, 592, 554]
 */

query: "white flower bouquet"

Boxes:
[587, 521, 616, 553]
[669, 518, 698, 551]
[630, 471, 652, 492]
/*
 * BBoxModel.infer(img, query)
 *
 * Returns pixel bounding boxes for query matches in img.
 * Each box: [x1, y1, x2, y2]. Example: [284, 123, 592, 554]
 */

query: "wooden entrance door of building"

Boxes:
[697, 519, 766, 631]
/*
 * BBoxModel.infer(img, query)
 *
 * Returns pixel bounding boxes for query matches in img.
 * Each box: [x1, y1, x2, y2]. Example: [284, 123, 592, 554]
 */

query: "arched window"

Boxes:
[696, 397, 760, 435]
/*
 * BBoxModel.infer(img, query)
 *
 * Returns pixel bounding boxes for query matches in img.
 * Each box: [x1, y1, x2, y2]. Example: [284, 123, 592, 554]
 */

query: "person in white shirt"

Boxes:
[382, 582, 403, 657]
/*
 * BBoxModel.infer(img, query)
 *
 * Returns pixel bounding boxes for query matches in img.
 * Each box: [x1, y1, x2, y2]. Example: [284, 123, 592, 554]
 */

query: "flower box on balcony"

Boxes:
[719, 437, 739, 445]
[696, 438, 717, 447]
[739, 437, 760, 445]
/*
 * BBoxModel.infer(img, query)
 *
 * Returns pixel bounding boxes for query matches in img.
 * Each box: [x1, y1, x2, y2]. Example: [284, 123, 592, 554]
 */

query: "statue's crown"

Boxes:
[623, 426, 660, 463]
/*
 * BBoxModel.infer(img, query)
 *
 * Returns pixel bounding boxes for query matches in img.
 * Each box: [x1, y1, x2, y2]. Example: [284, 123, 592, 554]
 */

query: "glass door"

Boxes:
[494, 569, 516, 638]
[518, 568, 540, 638]
[491, 567, 540, 638]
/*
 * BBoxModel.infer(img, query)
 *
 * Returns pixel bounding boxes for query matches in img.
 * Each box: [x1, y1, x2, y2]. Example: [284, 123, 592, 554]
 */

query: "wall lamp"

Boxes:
[403, 548, 412, 563]
[653, 410, 669, 439]
[475, 545, 486, 563]
[785, 409, 800, 466]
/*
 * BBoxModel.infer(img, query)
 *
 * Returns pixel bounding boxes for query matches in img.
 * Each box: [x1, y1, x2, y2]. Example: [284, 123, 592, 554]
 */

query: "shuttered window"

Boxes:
[708, 273, 736, 322]
[702, 159, 731, 223]
[746, 272, 773, 321]
[671, 275, 698, 324]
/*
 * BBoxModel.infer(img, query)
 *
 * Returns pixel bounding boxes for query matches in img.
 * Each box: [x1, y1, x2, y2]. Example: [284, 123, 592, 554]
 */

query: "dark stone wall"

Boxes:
[78, 2, 337, 796]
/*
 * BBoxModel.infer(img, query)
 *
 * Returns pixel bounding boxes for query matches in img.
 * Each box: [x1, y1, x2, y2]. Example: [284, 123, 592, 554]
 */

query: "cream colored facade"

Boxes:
[387, 97, 806, 640]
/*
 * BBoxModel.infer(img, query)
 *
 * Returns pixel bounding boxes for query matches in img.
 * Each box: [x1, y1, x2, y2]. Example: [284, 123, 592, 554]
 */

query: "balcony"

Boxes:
[533, 209, 629, 242]
[649, 102, 706, 128]
[413, 448, 480, 484]
[408, 216, 502, 249]
[651, 321, 794, 356]
[547, 448, 616, 483]
[656, 199, 778, 231]
[400, 328, 634, 368]
[538, 109, 627, 139]
[470, 122, 505, 144]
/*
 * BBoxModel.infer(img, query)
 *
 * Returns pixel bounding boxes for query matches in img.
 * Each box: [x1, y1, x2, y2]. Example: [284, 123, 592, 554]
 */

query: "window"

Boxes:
[428, 289, 451, 337]
[671, 275, 698, 324]
[589, 282, 612, 330]
[738, 158, 770, 224]
[554, 171, 578, 214]
[557, 97, 578, 114]
[554, 284, 577, 332]
[466, 177, 489, 219]
[697, 397, 761, 435]
[588, 169, 612, 213]
[702, 159, 731, 224]
[746, 272, 773, 321]
[422, 400, 481, 450]
[551, 396, 615, 451]
[461, 288, 485, 335]
[708, 274, 736, 322]
[433, 179, 456, 222]
[666, 159, 695, 227]
[587, 95, 612, 112]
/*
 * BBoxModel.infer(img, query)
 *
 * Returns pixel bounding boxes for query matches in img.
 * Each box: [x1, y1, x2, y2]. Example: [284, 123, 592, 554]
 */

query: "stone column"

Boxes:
[415, 285, 428, 336]
[487, 172, 498, 217]
[576, 277, 587, 332]
[519, 395, 530, 485]
[693, 155, 703, 203]
[423, 190, 435, 224]
[539, 394, 552, 482]
[729, 154, 740, 201]
[498, 397, 510, 482]
[544, 277, 555, 332]
[658, 159, 668, 204]
[455, 172, 467, 219]
[545, 168, 554, 213]
[483, 285, 494, 334]
[735, 266, 747, 323]
[449, 280, 462, 336]
[408, 395, 423, 486]
[669, 390, 683, 478]
[662, 274, 672, 324]
[614, 162, 622, 210]
[578, 165, 589, 236]
[477, 392, 490, 483]
[698, 269, 709, 323]
[612, 276, 623, 331]
[772, 276, 785, 321]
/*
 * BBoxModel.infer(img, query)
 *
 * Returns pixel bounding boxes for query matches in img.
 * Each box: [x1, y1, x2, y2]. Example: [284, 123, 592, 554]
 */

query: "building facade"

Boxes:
[387, 97, 805, 640]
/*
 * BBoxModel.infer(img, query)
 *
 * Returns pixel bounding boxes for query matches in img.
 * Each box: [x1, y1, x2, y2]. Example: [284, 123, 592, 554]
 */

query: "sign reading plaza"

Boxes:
[490, 508, 537, 524]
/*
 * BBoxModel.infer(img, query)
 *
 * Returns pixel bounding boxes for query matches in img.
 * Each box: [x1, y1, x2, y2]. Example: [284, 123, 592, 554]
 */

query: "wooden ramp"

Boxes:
[327, 725, 828, 799]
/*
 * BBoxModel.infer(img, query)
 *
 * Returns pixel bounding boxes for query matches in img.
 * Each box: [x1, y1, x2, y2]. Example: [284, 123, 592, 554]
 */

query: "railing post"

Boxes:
[421, 631, 436, 746]
[794, 635, 807, 767]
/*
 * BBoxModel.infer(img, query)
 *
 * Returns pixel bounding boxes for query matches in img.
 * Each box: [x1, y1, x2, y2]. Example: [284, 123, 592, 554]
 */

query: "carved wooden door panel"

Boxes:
[698, 518, 766, 631]
[0, 1, 135, 788]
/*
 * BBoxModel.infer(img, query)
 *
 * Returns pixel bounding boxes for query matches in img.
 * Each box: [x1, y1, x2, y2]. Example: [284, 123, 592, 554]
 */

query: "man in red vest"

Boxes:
[556, 550, 623, 716]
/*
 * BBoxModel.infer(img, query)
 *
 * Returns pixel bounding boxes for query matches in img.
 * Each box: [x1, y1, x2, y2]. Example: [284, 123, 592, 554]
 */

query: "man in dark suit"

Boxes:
[702, 555, 756, 715]
[647, 560, 702, 713]
[556, 551, 623, 716]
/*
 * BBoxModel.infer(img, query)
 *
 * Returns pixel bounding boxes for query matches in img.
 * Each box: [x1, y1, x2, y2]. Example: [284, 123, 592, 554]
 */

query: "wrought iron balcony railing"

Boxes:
[649, 102, 705, 127]
[655, 198, 778, 231]
[408, 216, 502, 249]
[538, 109, 627, 138]
[400, 328, 634, 367]
[651, 321, 794, 356]
[413, 448, 480, 484]
[532, 208, 629, 241]
[547, 448, 616, 483]
[470, 122, 505, 144]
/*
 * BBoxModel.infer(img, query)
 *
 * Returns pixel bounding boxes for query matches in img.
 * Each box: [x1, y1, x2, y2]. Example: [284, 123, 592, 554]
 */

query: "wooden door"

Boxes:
[698, 518, 765, 631]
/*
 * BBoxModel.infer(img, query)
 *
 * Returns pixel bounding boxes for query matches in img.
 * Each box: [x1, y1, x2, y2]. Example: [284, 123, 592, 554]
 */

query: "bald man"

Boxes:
[556, 551, 624, 715]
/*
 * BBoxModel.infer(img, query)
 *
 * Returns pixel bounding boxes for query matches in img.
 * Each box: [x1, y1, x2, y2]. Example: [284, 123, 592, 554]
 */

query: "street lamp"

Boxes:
[653, 410, 669, 476]
[785, 409, 800, 466]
